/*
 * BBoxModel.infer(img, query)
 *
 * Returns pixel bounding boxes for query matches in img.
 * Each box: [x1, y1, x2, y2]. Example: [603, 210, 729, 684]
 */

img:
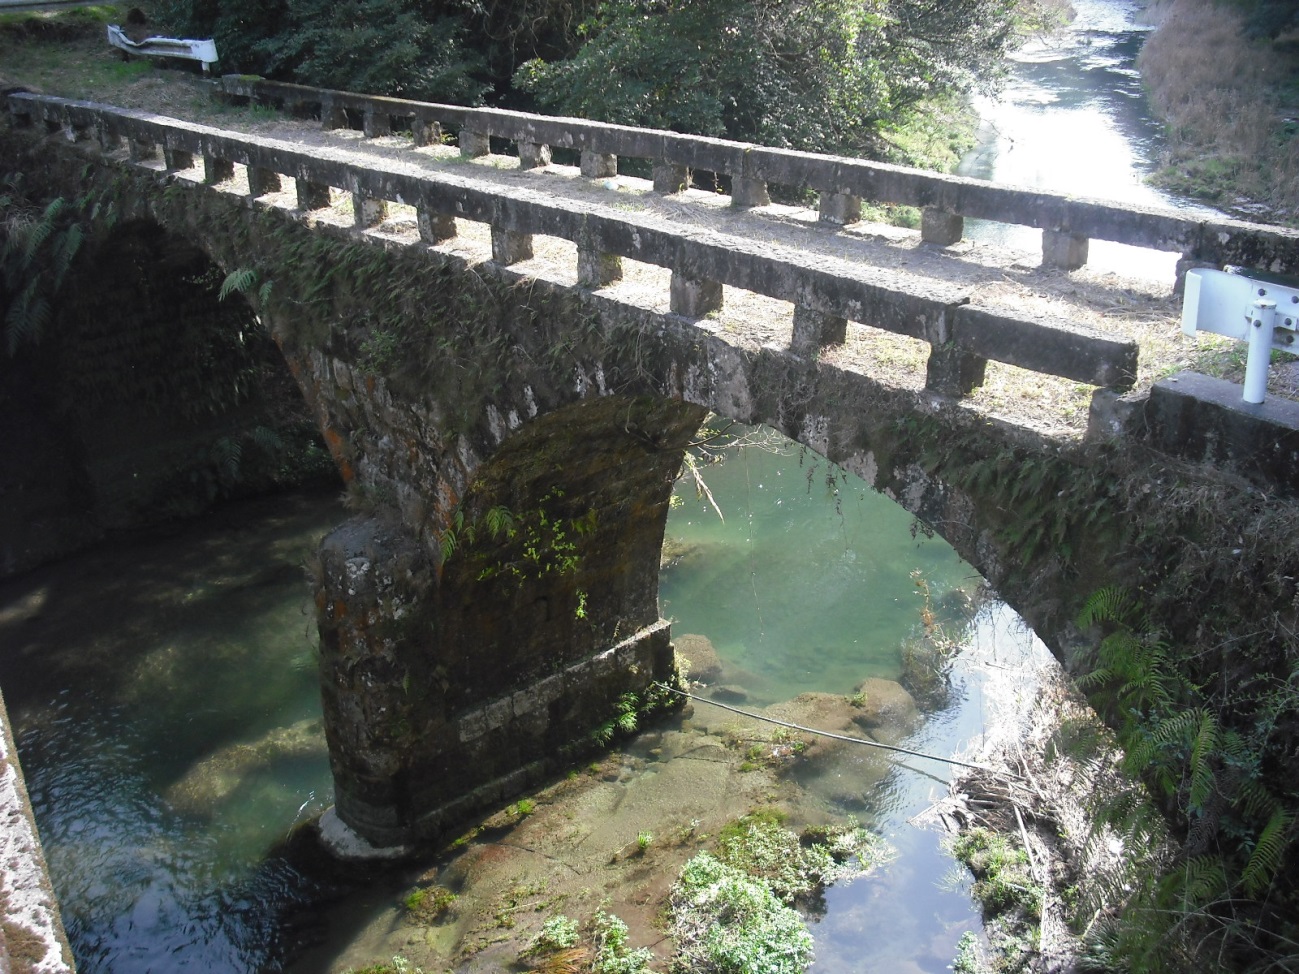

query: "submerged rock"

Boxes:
[848, 677, 920, 733]
[165, 717, 326, 817]
[673, 633, 723, 685]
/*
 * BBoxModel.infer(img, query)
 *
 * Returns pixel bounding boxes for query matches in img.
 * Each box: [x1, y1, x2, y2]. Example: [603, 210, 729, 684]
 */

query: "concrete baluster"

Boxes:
[128, 138, 159, 162]
[349, 177, 388, 227]
[790, 307, 848, 357]
[921, 208, 964, 246]
[363, 110, 390, 138]
[163, 147, 195, 171]
[417, 206, 456, 244]
[731, 176, 769, 208]
[653, 162, 690, 195]
[411, 117, 442, 147]
[670, 272, 723, 318]
[492, 227, 533, 265]
[925, 342, 988, 397]
[580, 149, 617, 179]
[460, 129, 490, 158]
[321, 97, 348, 131]
[96, 121, 123, 152]
[247, 166, 283, 197]
[819, 192, 862, 226]
[1042, 229, 1089, 271]
[577, 245, 622, 289]
[296, 178, 332, 211]
[518, 142, 552, 170]
[203, 154, 235, 184]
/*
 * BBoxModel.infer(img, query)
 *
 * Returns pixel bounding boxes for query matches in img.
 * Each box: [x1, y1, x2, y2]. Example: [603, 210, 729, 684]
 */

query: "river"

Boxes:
[0, 2, 1178, 969]
[958, 0, 1214, 280]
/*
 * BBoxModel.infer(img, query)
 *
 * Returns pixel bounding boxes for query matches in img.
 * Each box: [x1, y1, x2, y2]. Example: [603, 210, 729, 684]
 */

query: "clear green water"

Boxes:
[661, 439, 969, 704]
[0, 435, 1055, 972]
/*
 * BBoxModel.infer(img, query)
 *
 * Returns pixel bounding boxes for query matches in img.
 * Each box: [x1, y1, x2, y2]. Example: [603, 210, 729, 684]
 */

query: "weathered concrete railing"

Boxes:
[9, 91, 1138, 400]
[219, 76, 1299, 281]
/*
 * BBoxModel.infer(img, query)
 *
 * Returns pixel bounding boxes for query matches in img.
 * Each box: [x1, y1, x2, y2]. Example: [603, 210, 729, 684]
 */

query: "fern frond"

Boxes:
[1240, 807, 1292, 899]
[218, 267, 258, 301]
[1078, 586, 1136, 629]
[1187, 710, 1218, 813]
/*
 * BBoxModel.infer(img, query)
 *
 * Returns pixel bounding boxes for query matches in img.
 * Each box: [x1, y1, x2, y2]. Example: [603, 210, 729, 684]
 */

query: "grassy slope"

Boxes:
[1141, 0, 1299, 224]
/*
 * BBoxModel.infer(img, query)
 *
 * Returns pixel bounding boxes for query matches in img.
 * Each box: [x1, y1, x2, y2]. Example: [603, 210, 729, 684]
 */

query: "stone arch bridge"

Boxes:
[5, 81, 1299, 855]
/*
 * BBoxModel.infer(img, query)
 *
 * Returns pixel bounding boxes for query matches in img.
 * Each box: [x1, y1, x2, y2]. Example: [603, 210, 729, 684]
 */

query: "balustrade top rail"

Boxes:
[219, 76, 1299, 280]
[9, 91, 1139, 404]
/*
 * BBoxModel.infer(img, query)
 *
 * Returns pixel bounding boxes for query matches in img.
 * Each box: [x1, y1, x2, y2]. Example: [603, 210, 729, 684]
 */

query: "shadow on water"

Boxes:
[1, 438, 1058, 973]
[0, 486, 351, 973]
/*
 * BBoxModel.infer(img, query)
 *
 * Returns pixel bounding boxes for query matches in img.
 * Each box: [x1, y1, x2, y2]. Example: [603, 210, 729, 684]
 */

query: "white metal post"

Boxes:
[1244, 299, 1277, 405]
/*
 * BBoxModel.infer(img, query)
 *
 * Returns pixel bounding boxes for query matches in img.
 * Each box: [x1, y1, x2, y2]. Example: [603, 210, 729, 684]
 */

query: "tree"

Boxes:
[515, 0, 1018, 158]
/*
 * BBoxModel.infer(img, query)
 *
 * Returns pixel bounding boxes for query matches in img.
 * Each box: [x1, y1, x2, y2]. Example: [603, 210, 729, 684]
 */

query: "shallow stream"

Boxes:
[0, 434, 1058, 973]
[0, 2, 1193, 968]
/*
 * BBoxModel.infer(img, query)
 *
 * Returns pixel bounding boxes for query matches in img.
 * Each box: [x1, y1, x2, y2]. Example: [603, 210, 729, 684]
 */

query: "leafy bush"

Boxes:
[670, 853, 814, 974]
[516, 0, 1018, 157]
[157, 0, 489, 103]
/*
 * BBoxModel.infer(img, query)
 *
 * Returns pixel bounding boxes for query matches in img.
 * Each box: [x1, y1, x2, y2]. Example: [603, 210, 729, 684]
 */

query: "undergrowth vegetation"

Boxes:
[1140, 0, 1299, 221]
[1062, 587, 1299, 973]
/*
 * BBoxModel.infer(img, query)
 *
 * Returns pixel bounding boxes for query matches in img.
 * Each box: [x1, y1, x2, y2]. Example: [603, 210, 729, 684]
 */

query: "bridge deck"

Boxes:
[170, 113, 1185, 437]
[11, 76, 1294, 438]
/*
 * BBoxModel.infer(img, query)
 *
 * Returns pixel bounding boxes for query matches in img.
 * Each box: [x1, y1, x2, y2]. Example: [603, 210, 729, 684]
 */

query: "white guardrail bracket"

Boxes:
[1181, 267, 1299, 404]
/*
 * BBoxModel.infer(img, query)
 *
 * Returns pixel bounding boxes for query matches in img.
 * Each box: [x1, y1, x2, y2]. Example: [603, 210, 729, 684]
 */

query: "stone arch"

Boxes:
[1, 211, 334, 575]
[316, 392, 708, 850]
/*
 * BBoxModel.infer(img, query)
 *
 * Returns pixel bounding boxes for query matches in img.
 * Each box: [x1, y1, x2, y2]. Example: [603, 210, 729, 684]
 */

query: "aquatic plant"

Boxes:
[591, 911, 654, 974]
[670, 852, 814, 974]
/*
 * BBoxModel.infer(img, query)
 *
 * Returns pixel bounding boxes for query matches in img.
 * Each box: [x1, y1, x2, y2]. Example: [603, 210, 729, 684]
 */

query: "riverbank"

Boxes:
[1140, 0, 1299, 224]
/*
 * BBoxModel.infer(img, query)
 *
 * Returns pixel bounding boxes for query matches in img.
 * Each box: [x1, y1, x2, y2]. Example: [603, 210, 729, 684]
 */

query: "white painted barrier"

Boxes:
[106, 24, 218, 72]
[1182, 268, 1299, 403]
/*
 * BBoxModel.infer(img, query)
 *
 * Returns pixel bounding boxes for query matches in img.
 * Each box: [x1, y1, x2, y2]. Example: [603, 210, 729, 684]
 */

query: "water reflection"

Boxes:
[0, 490, 342, 973]
[958, 0, 1216, 279]
[662, 436, 1057, 971]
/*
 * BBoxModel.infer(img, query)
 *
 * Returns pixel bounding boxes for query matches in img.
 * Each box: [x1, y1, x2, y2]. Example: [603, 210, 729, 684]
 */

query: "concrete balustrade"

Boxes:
[247, 165, 282, 197]
[203, 154, 234, 184]
[212, 76, 1299, 283]
[6, 91, 1144, 401]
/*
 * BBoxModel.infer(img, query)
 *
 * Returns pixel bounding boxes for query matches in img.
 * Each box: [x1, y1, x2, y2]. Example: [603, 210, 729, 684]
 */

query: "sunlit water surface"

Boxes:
[957, 0, 1218, 280]
[1, 435, 1058, 972]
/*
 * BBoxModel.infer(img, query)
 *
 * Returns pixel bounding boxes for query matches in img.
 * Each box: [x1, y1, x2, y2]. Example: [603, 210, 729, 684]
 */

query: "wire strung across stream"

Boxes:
[652, 682, 1023, 781]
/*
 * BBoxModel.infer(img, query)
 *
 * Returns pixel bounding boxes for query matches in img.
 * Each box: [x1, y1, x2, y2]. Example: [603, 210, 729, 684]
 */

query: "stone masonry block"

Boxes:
[460, 128, 490, 158]
[296, 178, 332, 211]
[926, 342, 988, 397]
[128, 138, 158, 162]
[921, 208, 964, 246]
[352, 194, 388, 228]
[790, 306, 848, 356]
[247, 166, 283, 198]
[581, 150, 618, 178]
[411, 117, 442, 147]
[1042, 229, 1089, 271]
[203, 154, 234, 185]
[492, 227, 534, 265]
[670, 272, 723, 318]
[417, 207, 456, 244]
[577, 247, 623, 288]
[819, 192, 862, 226]
[653, 162, 690, 194]
[731, 175, 770, 208]
[518, 141, 552, 170]
[363, 110, 391, 138]
[163, 147, 194, 171]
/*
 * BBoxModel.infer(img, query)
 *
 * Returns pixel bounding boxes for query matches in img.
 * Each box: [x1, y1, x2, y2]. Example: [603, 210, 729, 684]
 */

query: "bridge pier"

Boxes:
[307, 392, 707, 851]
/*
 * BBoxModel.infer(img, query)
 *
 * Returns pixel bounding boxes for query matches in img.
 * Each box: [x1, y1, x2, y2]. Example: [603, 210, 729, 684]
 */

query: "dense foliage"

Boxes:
[517, 0, 1017, 155]
[157, 0, 1021, 159]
